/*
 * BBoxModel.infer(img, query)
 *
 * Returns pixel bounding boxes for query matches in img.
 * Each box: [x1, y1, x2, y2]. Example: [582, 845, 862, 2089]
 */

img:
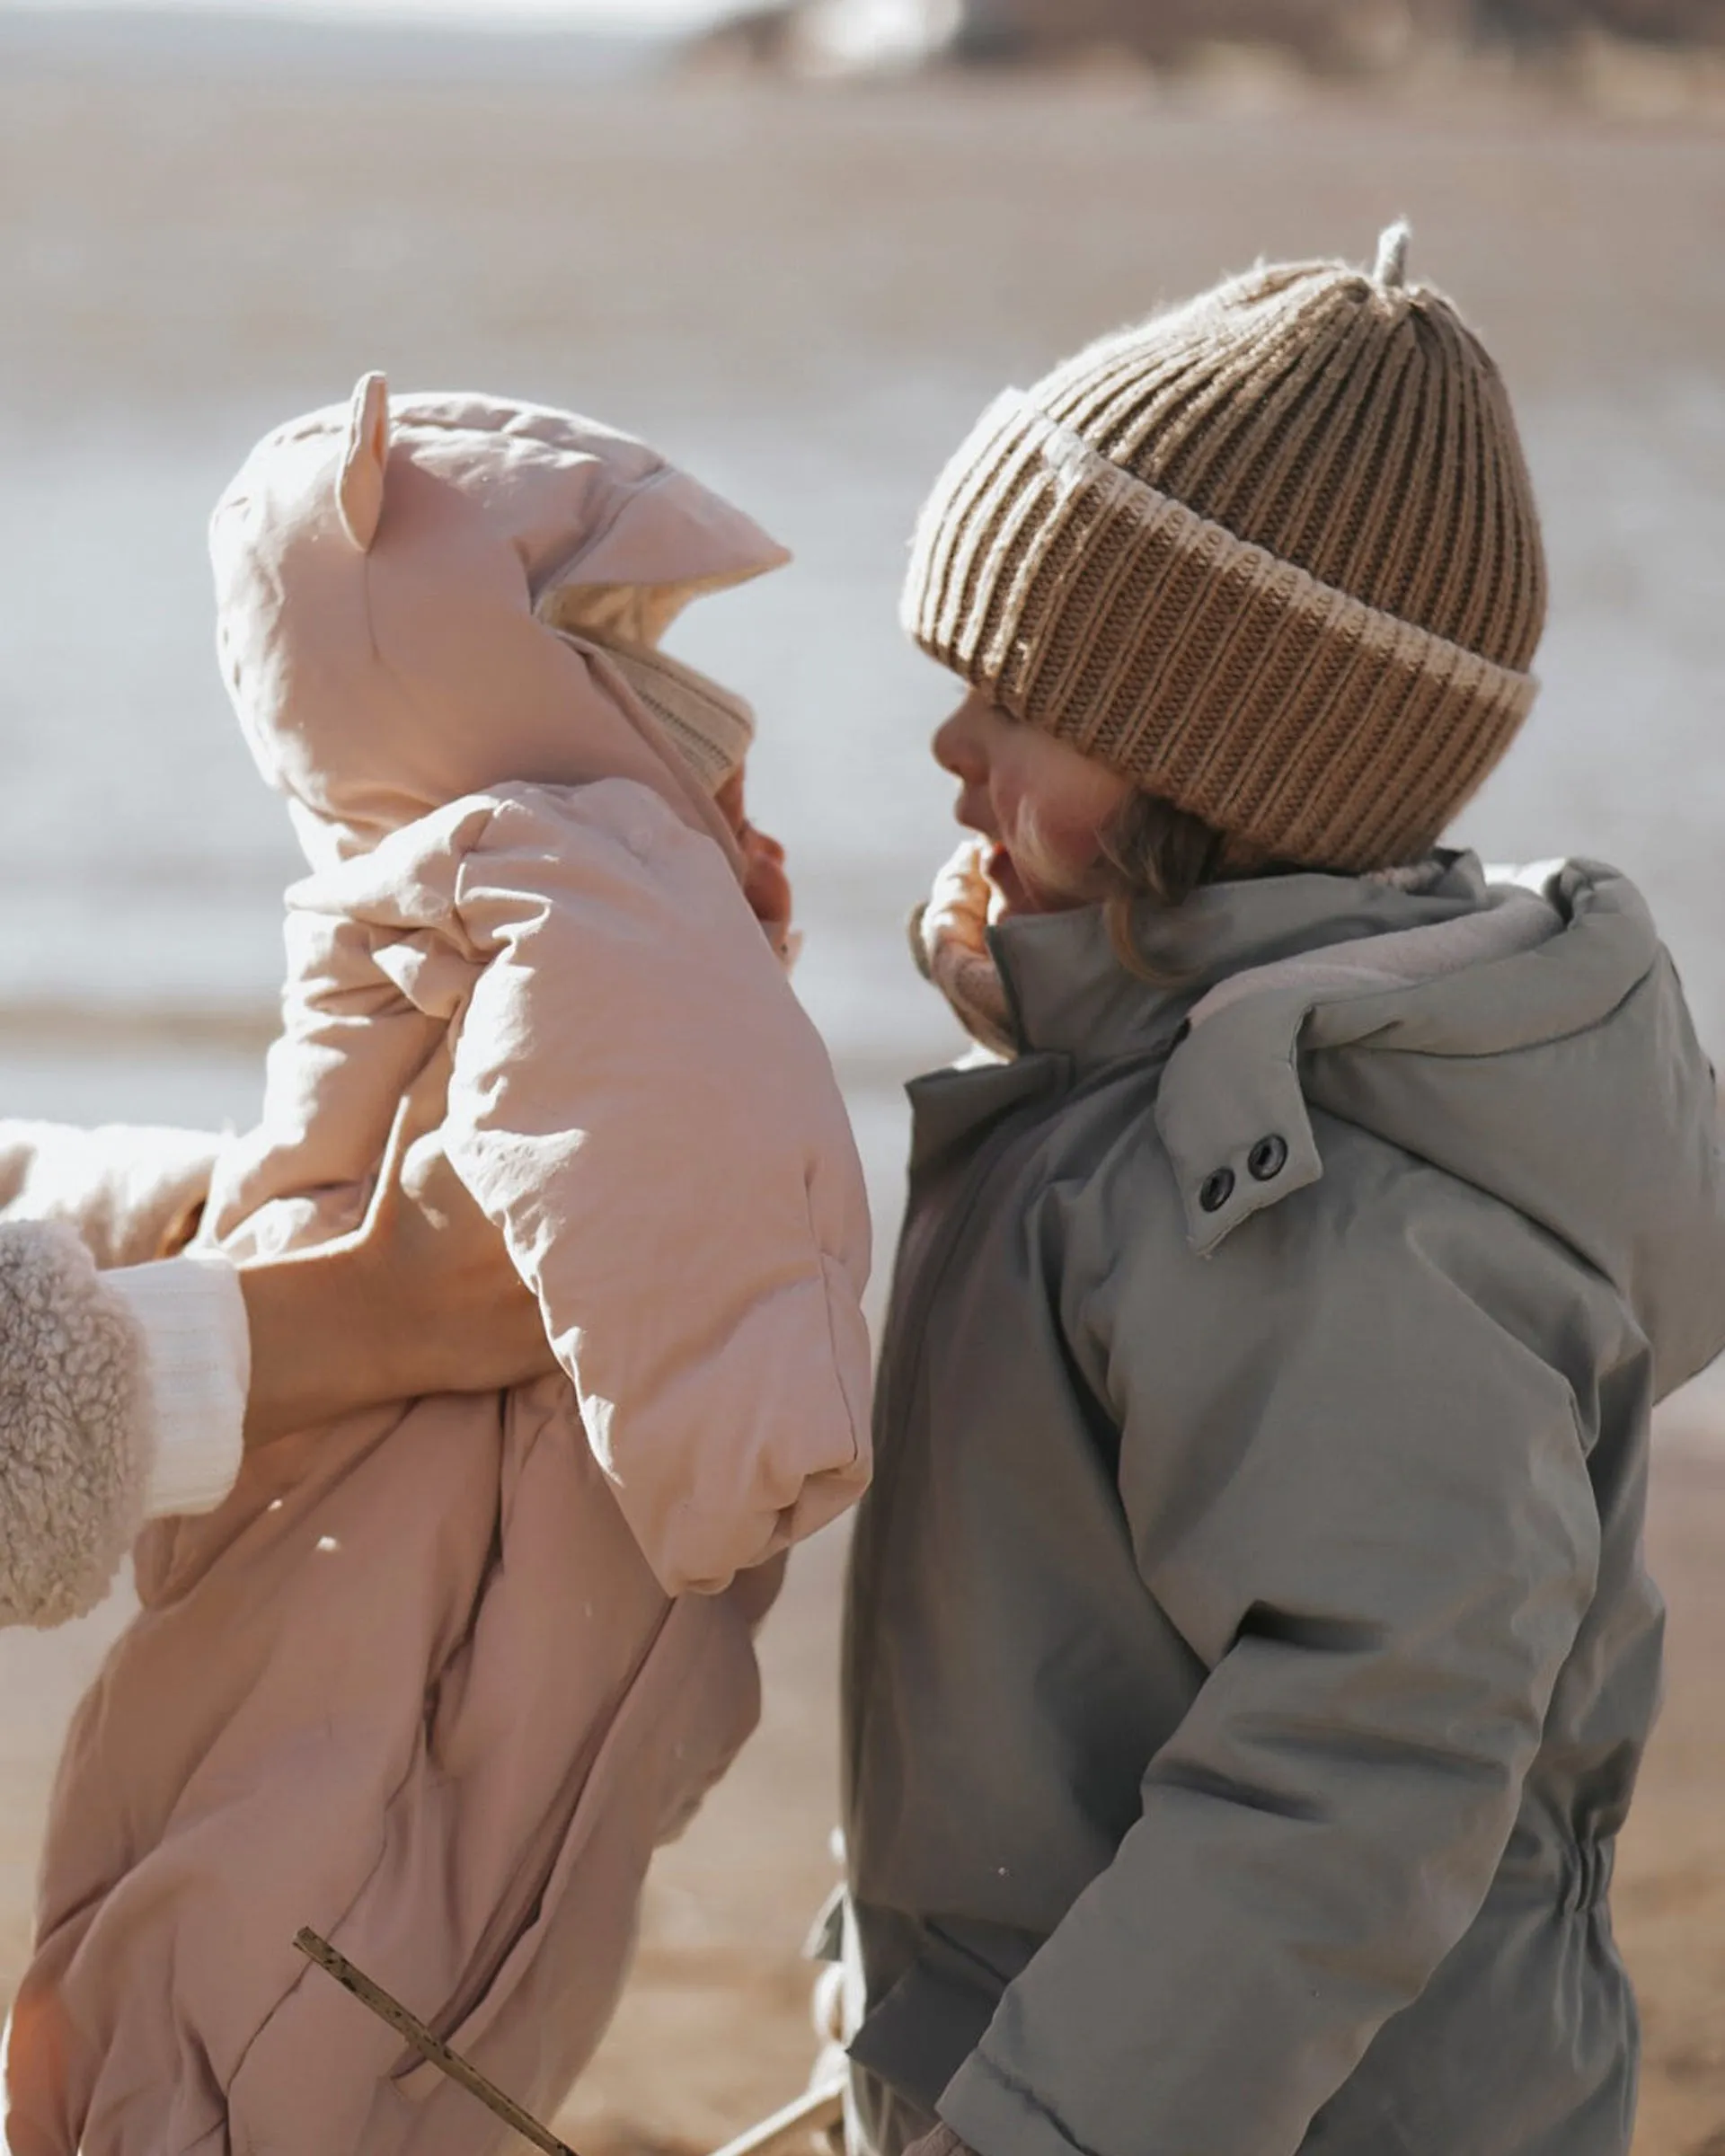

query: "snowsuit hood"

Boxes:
[1115, 853, 1725, 1396]
[209, 375, 788, 869]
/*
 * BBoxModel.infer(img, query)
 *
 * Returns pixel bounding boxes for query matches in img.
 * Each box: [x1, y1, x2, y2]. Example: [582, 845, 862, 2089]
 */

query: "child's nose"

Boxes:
[933, 698, 987, 781]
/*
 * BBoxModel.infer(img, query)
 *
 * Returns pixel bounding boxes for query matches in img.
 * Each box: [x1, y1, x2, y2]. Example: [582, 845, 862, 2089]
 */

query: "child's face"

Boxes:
[714, 769, 792, 933]
[933, 689, 1132, 917]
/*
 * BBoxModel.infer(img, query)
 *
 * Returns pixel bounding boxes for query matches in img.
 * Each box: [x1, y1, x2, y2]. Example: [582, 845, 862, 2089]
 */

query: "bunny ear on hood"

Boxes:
[335, 372, 392, 553]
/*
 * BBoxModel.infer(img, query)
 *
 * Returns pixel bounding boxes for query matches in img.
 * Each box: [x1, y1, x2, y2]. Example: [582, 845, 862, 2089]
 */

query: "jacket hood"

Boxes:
[208, 375, 790, 870]
[991, 854, 1725, 1398]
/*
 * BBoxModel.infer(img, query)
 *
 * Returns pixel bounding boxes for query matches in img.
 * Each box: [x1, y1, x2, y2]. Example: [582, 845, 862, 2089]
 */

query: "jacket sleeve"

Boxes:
[447, 782, 872, 1595]
[0, 1220, 155, 1626]
[308, 780, 874, 1597]
[107, 1253, 250, 1520]
[0, 1224, 251, 1628]
[941, 1159, 1600, 2156]
[204, 908, 446, 1254]
[0, 1131, 247, 1565]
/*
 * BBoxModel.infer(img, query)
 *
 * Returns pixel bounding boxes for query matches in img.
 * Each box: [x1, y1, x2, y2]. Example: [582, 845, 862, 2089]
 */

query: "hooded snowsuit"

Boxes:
[840, 852, 1725, 2156]
[3, 383, 872, 2156]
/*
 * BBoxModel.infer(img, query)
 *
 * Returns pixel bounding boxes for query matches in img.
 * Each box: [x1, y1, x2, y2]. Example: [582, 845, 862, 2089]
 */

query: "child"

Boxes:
[835, 227, 1725, 2156]
[4, 377, 872, 2155]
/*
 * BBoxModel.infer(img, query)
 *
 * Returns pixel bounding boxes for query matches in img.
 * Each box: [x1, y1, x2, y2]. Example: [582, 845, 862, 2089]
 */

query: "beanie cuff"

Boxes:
[904, 390, 1540, 872]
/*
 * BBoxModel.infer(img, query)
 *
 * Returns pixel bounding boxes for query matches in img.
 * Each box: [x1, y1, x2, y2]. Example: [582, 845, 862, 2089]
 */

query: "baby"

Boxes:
[4, 377, 872, 2156]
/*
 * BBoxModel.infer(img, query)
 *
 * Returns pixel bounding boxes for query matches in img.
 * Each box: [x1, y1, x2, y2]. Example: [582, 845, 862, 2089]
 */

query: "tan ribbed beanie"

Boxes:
[903, 225, 1547, 872]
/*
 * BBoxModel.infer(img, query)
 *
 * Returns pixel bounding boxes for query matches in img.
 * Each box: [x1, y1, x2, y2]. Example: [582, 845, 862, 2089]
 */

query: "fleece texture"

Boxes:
[0, 1223, 150, 1629]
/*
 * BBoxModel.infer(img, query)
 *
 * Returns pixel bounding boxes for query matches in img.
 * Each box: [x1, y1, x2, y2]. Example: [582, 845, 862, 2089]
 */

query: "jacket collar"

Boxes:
[986, 853, 1494, 1070]
[984, 853, 1542, 1255]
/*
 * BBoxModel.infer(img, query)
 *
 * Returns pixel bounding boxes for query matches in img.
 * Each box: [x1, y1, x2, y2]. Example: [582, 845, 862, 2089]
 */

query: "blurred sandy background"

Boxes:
[0, 7, 1723, 2149]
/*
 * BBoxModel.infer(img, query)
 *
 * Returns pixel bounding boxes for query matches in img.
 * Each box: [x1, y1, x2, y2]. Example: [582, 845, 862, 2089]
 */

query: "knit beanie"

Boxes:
[902, 225, 1546, 873]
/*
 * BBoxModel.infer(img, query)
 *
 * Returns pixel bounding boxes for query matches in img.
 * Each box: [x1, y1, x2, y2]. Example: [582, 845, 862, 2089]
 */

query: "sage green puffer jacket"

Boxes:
[841, 854, 1725, 2156]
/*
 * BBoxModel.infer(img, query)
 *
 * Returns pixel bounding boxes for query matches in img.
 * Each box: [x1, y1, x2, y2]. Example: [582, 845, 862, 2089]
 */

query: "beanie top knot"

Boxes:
[1373, 217, 1411, 293]
[902, 225, 1547, 874]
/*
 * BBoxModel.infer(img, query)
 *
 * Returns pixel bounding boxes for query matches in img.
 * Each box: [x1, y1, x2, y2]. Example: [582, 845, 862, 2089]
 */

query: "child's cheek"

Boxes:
[1012, 801, 1113, 906]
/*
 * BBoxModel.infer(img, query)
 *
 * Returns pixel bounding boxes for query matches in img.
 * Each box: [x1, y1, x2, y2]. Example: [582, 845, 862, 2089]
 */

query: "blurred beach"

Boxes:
[1, 9, 1723, 2149]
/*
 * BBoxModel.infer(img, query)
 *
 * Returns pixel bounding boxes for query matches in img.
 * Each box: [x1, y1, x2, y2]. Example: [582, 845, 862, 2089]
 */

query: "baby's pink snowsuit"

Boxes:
[4, 380, 872, 2155]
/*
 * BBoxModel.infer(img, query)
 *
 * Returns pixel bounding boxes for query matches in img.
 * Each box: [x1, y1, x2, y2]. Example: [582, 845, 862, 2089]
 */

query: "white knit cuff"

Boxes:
[105, 1252, 250, 1519]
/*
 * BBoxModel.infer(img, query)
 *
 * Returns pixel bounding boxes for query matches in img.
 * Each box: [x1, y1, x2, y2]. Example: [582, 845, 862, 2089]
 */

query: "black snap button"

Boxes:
[1249, 1135, 1289, 1183]
[1199, 1168, 1235, 1215]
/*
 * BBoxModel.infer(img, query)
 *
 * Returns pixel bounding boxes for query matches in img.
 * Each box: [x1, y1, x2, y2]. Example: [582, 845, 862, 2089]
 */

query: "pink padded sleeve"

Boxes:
[301, 779, 873, 1594]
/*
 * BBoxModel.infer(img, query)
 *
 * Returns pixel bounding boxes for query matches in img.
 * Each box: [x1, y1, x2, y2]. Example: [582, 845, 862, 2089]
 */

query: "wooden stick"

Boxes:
[706, 2080, 847, 2156]
[295, 1928, 578, 2156]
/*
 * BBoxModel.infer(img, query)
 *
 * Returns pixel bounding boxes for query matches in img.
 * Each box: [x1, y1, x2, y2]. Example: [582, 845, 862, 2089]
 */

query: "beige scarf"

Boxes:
[910, 840, 1018, 1059]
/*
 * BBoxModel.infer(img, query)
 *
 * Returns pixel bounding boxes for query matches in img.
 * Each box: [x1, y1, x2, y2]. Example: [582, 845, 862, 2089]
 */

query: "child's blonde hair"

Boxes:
[1013, 785, 1272, 980]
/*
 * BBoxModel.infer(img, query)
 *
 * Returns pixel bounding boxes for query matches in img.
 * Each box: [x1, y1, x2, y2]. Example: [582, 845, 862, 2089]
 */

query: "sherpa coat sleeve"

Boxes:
[0, 1125, 247, 1628]
[938, 1135, 1602, 2156]
[0, 1220, 152, 1627]
[0, 1225, 245, 1627]
[297, 776, 874, 1599]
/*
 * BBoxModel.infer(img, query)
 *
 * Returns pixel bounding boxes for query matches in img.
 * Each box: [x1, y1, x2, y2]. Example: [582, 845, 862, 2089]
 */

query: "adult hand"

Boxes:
[239, 1084, 557, 1448]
